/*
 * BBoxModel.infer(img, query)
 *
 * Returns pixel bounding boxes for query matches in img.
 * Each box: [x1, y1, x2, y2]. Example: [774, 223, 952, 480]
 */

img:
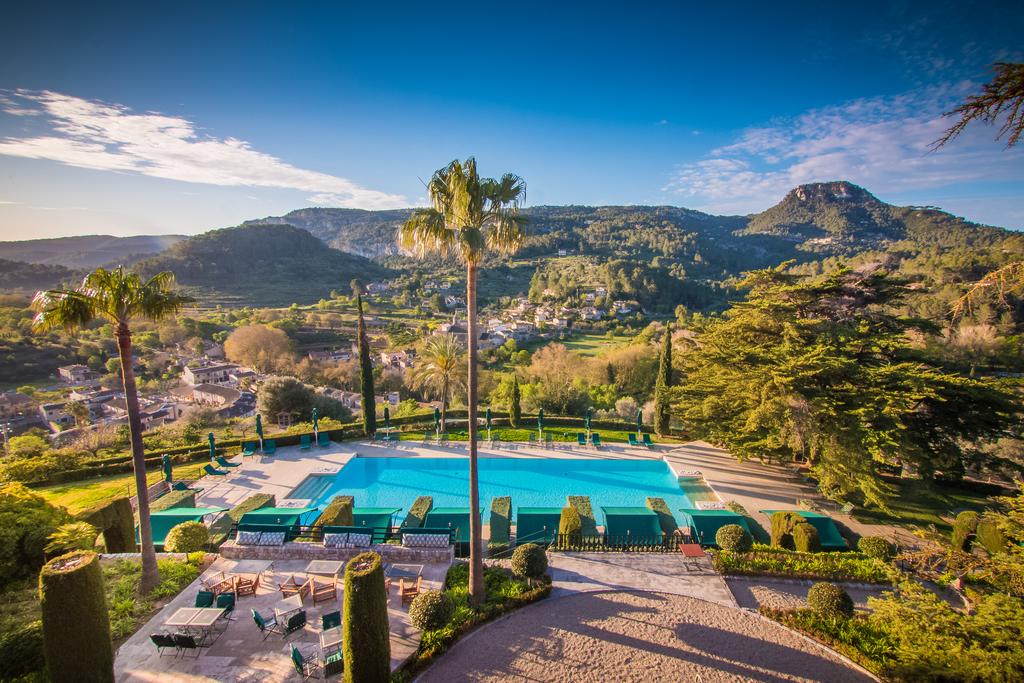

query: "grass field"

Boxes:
[560, 332, 634, 356]
[853, 477, 996, 534]
[37, 461, 207, 514]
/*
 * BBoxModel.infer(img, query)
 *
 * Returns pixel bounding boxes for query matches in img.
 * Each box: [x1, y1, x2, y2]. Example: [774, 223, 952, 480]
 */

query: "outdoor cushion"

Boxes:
[323, 533, 348, 548]
[347, 533, 372, 548]
[236, 530, 262, 545]
[403, 533, 448, 548]
[258, 531, 286, 546]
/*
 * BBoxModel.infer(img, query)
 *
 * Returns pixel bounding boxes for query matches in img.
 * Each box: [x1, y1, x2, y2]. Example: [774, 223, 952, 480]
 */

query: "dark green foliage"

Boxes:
[976, 515, 1007, 555]
[558, 506, 582, 545]
[208, 494, 275, 546]
[0, 620, 44, 679]
[770, 511, 805, 550]
[857, 536, 894, 561]
[489, 497, 511, 545]
[793, 522, 822, 553]
[407, 590, 454, 631]
[654, 324, 673, 436]
[257, 376, 351, 424]
[315, 495, 355, 528]
[807, 582, 854, 619]
[510, 543, 548, 580]
[566, 496, 597, 536]
[77, 496, 134, 553]
[39, 551, 113, 682]
[715, 524, 753, 552]
[645, 497, 679, 534]
[163, 521, 209, 553]
[509, 375, 521, 428]
[952, 510, 980, 551]
[0, 482, 69, 587]
[150, 489, 195, 512]
[342, 552, 390, 683]
[402, 496, 432, 528]
[135, 224, 390, 306]
[712, 545, 894, 583]
[0, 258, 75, 292]
[356, 293, 376, 436]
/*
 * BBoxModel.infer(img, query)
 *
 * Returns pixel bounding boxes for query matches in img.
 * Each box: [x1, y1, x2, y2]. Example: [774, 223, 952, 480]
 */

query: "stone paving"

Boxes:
[113, 555, 449, 682]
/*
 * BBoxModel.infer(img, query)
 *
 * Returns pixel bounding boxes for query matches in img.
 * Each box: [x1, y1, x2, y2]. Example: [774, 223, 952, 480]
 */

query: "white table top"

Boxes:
[305, 560, 344, 577]
[165, 607, 203, 627]
[231, 559, 273, 575]
[320, 626, 342, 650]
[189, 607, 227, 628]
[387, 563, 423, 578]
[273, 593, 304, 618]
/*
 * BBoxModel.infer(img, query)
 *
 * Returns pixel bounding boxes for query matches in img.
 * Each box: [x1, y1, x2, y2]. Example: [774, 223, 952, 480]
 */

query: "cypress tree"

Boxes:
[510, 374, 522, 428]
[353, 280, 376, 436]
[654, 323, 673, 436]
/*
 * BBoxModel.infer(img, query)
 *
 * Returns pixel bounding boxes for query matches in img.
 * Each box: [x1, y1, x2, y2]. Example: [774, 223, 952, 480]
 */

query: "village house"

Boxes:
[57, 364, 95, 384]
[182, 362, 240, 386]
[581, 306, 603, 321]
[192, 383, 242, 407]
[39, 402, 74, 429]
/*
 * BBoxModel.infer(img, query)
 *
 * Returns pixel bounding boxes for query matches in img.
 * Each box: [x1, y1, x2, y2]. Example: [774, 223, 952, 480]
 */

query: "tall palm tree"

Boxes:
[409, 334, 466, 432]
[32, 267, 193, 592]
[399, 158, 526, 606]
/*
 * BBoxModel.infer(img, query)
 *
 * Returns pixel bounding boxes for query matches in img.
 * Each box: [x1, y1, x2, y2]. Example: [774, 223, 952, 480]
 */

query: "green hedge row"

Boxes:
[567, 496, 597, 536]
[76, 497, 135, 553]
[645, 497, 678, 534]
[208, 494, 275, 546]
[314, 495, 354, 528]
[150, 489, 196, 512]
[402, 496, 433, 529]
[490, 496, 511, 544]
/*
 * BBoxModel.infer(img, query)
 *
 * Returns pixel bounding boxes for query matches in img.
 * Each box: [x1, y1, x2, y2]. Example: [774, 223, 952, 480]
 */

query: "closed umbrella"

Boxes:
[312, 407, 319, 440]
[208, 432, 216, 459]
[255, 414, 264, 450]
[485, 407, 492, 440]
[384, 406, 391, 431]
[636, 409, 643, 440]
[537, 408, 544, 440]
[433, 406, 441, 434]
[585, 407, 593, 437]
[161, 454, 173, 483]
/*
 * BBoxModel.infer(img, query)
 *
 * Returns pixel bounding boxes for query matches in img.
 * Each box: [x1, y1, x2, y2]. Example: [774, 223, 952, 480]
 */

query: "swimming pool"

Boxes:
[293, 457, 694, 525]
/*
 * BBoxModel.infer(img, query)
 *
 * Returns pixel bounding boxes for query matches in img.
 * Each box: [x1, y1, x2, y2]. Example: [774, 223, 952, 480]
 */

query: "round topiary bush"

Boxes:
[39, 551, 113, 682]
[343, 551, 390, 683]
[163, 521, 210, 553]
[715, 524, 753, 552]
[807, 582, 854, 619]
[951, 510, 979, 552]
[770, 511, 804, 550]
[407, 590, 454, 631]
[793, 522, 821, 553]
[510, 543, 548, 580]
[857, 536, 894, 561]
[558, 506, 582, 546]
[975, 515, 1007, 555]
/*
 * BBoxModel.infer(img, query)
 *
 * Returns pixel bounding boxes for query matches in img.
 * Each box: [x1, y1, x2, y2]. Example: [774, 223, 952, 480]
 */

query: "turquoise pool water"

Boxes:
[295, 457, 692, 525]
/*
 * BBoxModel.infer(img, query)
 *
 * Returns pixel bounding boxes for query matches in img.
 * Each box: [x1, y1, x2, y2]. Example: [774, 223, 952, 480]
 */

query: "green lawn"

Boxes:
[560, 332, 634, 356]
[853, 477, 995, 534]
[37, 461, 207, 514]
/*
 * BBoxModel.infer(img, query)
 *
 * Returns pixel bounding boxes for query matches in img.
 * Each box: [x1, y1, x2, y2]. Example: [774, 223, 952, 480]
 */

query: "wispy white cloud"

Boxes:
[664, 83, 1024, 215]
[0, 200, 16, 205]
[0, 90, 408, 209]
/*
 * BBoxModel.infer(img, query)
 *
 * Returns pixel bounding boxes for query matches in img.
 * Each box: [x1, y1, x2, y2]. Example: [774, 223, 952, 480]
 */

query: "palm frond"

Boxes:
[485, 213, 526, 254]
[398, 208, 456, 258]
[31, 289, 97, 332]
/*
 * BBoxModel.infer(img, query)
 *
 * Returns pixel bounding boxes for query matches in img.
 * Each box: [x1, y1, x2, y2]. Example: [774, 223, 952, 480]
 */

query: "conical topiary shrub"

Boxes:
[39, 551, 113, 683]
[558, 506, 582, 547]
[343, 551, 390, 683]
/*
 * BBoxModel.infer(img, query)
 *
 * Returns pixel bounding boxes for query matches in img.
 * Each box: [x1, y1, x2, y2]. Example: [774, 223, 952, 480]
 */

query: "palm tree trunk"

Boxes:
[441, 377, 449, 432]
[116, 323, 160, 593]
[466, 263, 485, 606]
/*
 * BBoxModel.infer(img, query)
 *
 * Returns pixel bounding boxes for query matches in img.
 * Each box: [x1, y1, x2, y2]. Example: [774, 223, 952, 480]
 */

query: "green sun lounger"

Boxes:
[263, 439, 277, 455]
[589, 433, 602, 447]
[642, 433, 655, 448]
[215, 456, 240, 469]
[317, 432, 330, 447]
[577, 432, 587, 446]
[203, 464, 228, 477]
[299, 435, 312, 450]
[628, 433, 640, 447]
[242, 441, 257, 456]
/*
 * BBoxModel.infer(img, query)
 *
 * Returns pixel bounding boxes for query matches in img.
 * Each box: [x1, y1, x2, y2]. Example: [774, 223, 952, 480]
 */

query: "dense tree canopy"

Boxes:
[675, 264, 1018, 508]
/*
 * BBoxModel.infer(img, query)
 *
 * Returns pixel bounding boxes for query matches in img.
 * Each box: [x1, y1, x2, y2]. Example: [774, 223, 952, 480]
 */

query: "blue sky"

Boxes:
[1, 1, 1023, 239]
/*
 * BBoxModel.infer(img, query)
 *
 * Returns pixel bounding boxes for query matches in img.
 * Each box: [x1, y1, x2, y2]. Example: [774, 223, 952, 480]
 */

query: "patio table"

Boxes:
[386, 563, 423, 579]
[320, 626, 342, 653]
[231, 559, 273, 576]
[165, 607, 203, 628]
[305, 560, 344, 577]
[189, 607, 227, 629]
[273, 594, 304, 620]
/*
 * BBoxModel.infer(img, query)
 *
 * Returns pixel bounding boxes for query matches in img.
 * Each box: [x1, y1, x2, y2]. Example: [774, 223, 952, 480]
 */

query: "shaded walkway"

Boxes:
[417, 591, 875, 682]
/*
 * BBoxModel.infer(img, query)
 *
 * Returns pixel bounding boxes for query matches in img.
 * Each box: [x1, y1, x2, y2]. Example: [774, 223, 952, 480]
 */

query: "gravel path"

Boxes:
[418, 591, 874, 682]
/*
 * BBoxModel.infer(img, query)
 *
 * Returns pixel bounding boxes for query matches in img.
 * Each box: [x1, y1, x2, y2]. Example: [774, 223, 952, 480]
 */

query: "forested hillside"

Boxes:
[0, 259, 77, 292]
[0, 234, 185, 269]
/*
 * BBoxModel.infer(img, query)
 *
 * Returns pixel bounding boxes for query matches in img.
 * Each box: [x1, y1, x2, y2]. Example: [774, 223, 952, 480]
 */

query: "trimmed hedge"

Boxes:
[951, 510, 979, 552]
[209, 494, 275, 546]
[558, 506, 582, 546]
[716, 524, 753, 552]
[315, 495, 354, 528]
[807, 581, 854, 619]
[567, 496, 597, 536]
[343, 552, 390, 683]
[976, 515, 1006, 555]
[39, 551, 113, 682]
[164, 521, 210, 553]
[0, 620, 44, 679]
[408, 590, 454, 631]
[645, 497, 678, 535]
[857, 536, 894, 561]
[511, 543, 548, 580]
[150, 489, 195, 512]
[490, 496, 511, 545]
[770, 511, 805, 550]
[77, 496, 134, 553]
[793, 522, 821, 553]
[402, 496, 433, 529]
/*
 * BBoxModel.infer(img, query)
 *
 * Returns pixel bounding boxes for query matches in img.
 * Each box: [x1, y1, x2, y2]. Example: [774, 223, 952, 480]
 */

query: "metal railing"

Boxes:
[551, 533, 686, 553]
[229, 523, 455, 546]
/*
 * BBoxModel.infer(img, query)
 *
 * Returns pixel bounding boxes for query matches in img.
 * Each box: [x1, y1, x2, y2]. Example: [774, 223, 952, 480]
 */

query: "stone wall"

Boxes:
[219, 540, 454, 564]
